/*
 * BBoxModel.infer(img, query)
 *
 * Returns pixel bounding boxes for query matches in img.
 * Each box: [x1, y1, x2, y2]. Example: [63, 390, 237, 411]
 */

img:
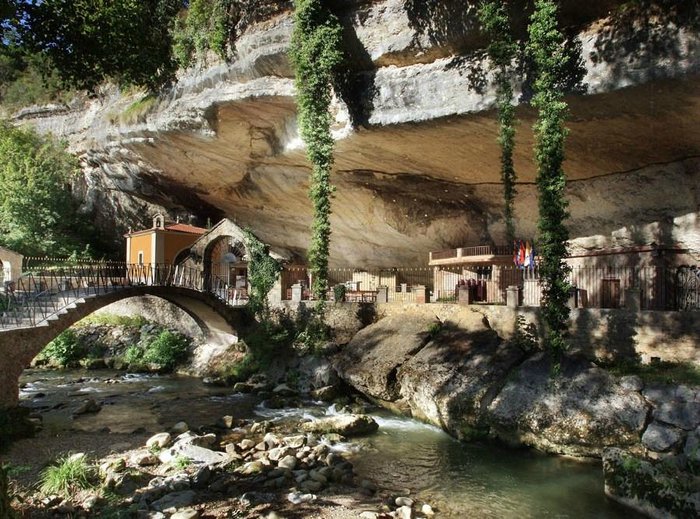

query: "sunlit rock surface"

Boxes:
[16, 0, 700, 265]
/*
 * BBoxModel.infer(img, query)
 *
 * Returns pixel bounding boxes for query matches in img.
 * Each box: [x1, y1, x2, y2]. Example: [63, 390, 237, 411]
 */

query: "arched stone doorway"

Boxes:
[203, 236, 248, 301]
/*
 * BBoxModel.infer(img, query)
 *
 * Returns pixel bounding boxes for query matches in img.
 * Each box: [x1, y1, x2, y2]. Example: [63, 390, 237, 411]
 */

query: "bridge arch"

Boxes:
[0, 286, 248, 409]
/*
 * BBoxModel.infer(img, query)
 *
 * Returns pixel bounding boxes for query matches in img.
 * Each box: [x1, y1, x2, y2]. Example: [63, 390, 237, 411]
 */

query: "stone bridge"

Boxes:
[0, 266, 250, 409]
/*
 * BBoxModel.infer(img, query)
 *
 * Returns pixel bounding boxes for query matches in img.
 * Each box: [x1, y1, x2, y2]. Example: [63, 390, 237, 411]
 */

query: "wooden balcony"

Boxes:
[429, 245, 513, 266]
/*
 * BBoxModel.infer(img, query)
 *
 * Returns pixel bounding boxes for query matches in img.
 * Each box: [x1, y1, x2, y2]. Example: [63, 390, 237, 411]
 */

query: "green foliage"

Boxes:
[0, 121, 96, 256]
[527, 0, 571, 361]
[141, 330, 190, 372]
[77, 314, 148, 328]
[427, 321, 442, 339]
[39, 454, 96, 497]
[124, 345, 144, 366]
[293, 303, 330, 353]
[289, 0, 343, 301]
[171, 455, 191, 470]
[220, 352, 260, 384]
[117, 94, 158, 125]
[243, 229, 281, 318]
[21, 1, 182, 92]
[172, 0, 234, 68]
[40, 329, 83, 367]
[511, 314, 539, 352]
[0, 48, 74, 111]
[332, 284, 346, 303]
[478, 0, 518, 244]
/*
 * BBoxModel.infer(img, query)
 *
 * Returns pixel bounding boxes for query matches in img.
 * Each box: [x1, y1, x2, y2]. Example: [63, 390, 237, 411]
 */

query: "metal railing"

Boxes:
[0, 260, 249, 330]
[431, 265, 695, 310]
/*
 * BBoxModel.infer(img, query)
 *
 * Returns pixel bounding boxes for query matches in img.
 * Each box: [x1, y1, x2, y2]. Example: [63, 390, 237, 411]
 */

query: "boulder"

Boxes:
[158, 433, 227, 466]
[641, 421, 684, 452]
[301, 414, 378, 437]
[487, 354, 650, 456]
[333, 313, 439, 401]
[397, 325, 521, 440]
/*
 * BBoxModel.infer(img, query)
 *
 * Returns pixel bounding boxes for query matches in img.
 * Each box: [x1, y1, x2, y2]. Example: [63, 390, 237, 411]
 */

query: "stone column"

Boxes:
[414, 285, 427, 304]
[458, 287, 472, 305]
[376, 285, 388, 304]
[291, 283, 302, 303]
[506, 285, 521, 308]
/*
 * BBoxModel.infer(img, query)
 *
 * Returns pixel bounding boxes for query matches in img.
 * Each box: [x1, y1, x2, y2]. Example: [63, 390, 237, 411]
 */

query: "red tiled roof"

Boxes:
[164, 223, 207, 235]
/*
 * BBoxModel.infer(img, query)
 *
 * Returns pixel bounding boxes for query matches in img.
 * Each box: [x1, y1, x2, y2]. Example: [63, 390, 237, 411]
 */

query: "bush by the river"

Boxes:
[34, 315, 191, 373]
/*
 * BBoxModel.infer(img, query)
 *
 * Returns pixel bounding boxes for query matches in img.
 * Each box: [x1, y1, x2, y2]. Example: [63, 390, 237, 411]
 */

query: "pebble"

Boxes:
[421, 503, 435, 516]
[278, 454, 298, 470]
[287, 492, 317, 504]
[170, 510, 199, 519]
[395, 496, 414, 508]
[396, 505, 413, 519]
[171, 421, 190, 434]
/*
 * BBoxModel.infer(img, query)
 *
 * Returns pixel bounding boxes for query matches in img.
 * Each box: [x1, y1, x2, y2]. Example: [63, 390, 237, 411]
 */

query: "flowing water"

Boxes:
[17, 369, 637, 518]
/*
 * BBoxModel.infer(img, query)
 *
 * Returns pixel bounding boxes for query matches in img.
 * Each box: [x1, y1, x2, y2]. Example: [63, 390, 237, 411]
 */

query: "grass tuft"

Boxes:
[39, 454, 96, 497]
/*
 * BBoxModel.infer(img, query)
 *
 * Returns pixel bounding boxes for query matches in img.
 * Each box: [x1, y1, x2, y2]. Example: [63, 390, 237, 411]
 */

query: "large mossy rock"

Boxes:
[603, 447, 700, 518]
[487, 354, 650, 456]
[397, 325, 524, 440]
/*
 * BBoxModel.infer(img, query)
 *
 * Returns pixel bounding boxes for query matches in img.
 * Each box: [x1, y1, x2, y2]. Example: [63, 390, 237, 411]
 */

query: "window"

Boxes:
[138, 252, 144, 265]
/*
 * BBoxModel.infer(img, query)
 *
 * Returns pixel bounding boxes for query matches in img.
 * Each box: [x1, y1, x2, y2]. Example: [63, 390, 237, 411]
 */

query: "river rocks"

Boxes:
[147, 433, 172, 449]
[333, 314, 438, 401]
[158, 432, 227, 466]
[171, 422, 190, 434]
[301, 414, 379, 437]
[603, 447, 700, 518]
[641, 422, 684, 452]
[170, 510, 199, 519]
[150, 490, 197, 512]
[73, 398, 101, 416]
[487, 354, 649, 456]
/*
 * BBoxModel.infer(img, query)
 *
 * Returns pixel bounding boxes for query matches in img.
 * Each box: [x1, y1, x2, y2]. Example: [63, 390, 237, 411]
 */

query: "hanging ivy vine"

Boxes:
[478, 0, 518, 246]
[289, 0, 343, 302]
[242, 229, 281, 319]
[527, 0, 571, 361]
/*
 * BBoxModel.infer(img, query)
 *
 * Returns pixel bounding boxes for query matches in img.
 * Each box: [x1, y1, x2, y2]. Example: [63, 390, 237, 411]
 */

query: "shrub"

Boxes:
[141, 330, 189, 372]
[40, 329, 83, 367]
[39, 453, 95, 497]
[333, 284, 346, 303]
[220, 353, 259, 384]
[124, 345, 144, 365]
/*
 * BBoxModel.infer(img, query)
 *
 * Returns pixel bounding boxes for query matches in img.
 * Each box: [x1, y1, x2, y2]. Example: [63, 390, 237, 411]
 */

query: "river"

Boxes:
[13, 369, 638, 518]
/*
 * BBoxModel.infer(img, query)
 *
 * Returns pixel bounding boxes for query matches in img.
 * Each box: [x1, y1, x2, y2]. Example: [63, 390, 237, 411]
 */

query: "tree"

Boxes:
[527, 0, 571, 360]
[478, 0, 518, 245]
[289, 0, 343, 302]
[21, 0, 184, 92]
[0, 121, 94, 256]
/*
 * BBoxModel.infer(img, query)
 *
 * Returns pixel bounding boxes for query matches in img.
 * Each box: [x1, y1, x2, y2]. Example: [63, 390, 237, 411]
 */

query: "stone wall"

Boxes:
[376, 303, 700, 365]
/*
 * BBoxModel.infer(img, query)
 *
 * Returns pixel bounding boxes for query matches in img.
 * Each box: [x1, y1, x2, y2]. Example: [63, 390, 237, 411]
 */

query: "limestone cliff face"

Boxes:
[16, 0, 700, 265]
